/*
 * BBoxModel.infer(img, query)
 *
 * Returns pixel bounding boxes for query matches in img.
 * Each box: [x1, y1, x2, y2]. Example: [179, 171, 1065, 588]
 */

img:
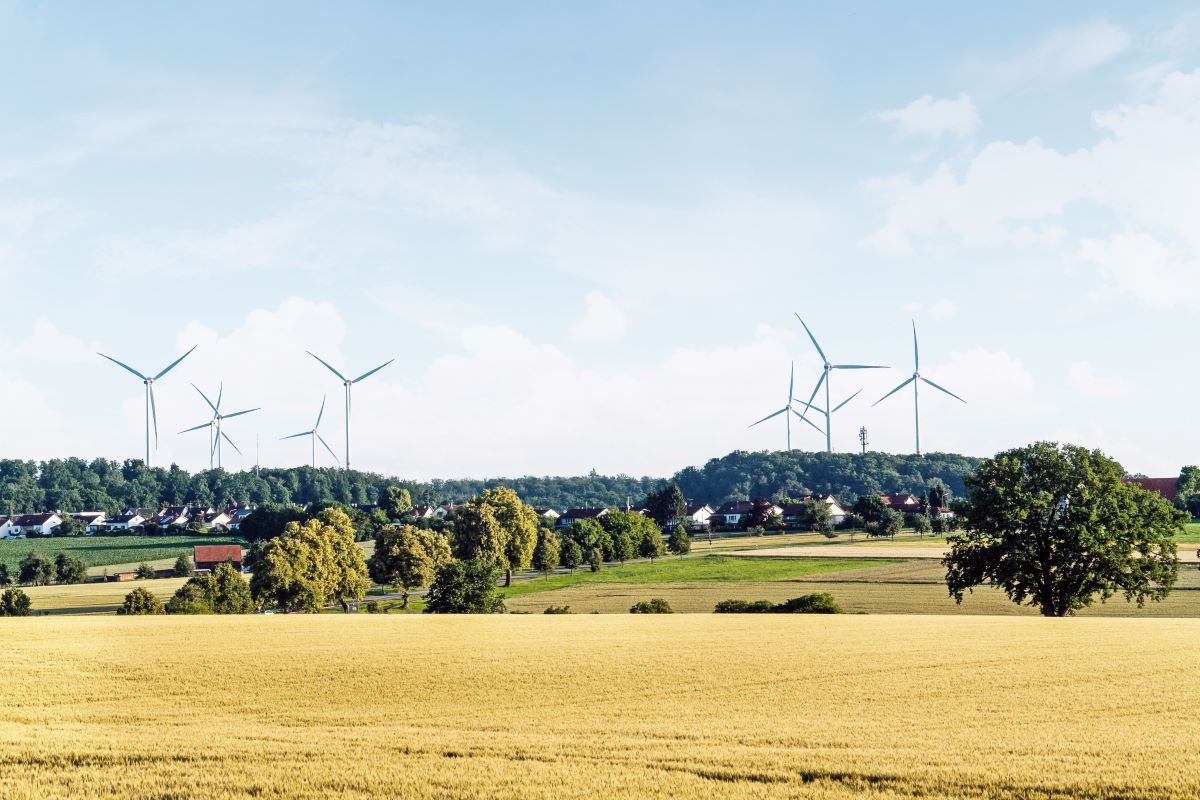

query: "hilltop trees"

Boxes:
[368, 525, 452, 607]
[453, 488, 538, 587]
[945, 443, 1183, 617]
[251, 507, 369, 612]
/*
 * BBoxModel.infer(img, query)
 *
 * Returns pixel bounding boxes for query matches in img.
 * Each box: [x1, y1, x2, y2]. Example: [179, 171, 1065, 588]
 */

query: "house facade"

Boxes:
[108, 513, 145, 531]
[10, 513, 63, 537]
[72, 512, 107, 534]
[557, 508, 609, 528]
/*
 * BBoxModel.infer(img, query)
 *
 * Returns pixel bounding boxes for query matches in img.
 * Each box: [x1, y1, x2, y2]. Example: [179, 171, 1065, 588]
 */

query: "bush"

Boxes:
[423, 559, 505, 614]
[165, 562, 254, 615]
[119, 587, 164, 615]
[629, 598, 673, 614]
[713, 599, 776, 613]
[713, 594, 842, 614]
[134, 563, 156, 580]
[543, 605, 571, 614]
[173, 552, 195, 577]
[839, 513, 865, 531]
[364, 601, 386, 614]
[0, 587, 32, 616]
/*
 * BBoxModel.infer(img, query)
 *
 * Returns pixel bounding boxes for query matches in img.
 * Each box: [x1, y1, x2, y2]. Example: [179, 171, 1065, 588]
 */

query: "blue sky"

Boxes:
[1, 1, 1198, 478]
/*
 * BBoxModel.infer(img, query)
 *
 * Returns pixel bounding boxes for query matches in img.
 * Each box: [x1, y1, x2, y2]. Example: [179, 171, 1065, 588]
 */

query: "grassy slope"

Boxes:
[500, 556, 897, 599]
[1, 616, 1198, 799]
[0, 535, 244, 574]
[24, 577, 189, 615]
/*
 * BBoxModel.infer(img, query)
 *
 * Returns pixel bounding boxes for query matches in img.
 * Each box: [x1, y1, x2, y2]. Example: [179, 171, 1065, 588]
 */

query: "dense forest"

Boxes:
[0, 450, 982, 516]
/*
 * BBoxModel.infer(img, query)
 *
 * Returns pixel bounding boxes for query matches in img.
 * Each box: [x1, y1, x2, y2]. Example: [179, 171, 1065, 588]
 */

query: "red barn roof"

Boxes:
[194, 545, 243, 564]
[1123, 477, 1177, 501]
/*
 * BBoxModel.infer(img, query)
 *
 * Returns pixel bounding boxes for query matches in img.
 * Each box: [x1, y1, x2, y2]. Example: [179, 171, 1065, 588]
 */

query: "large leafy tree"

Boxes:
[378, 485, 414, 520]
[454, 488, 538, 587]
[424, 559, 505, 614]
[251, 508, 369, 612]
[644, 484, 686, 526]
[368, 525, 452, 607]
[945, 442, 1183, 617]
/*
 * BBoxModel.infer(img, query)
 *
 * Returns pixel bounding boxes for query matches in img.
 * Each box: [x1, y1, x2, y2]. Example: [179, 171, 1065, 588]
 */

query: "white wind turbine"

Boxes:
[280, 395, 340, 467]
[307, 351, 394, 470]
[98, 346, 197, 467]
[873, 321, 966, 455]
[178, 383, 259, 470]
[749, 361, 826, 450]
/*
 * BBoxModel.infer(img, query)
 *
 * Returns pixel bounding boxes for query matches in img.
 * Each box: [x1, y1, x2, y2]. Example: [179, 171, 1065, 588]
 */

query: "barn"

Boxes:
[194, 544, 244, 573]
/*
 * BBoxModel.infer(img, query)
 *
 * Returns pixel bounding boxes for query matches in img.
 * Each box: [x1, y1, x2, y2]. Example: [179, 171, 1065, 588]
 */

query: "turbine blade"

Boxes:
[192, 383, 218, 414]
[831, 388, 862, 414]
[307, 351, 348, 381]
[801, 371, 826, 420]
[791, 398, 827, 414]
[872, 376, 916, 406]
[790, 407, 825, 436]
[832, 364, 888, 370]
[315, 394, 326, 428]
[921, 376, 966, 403]
[178, 421, 213, 434]
[215, 382, 223, 412]
[220, 407, 259, 420]
[153, 345, 196, 381]
[97, 353, 147, 381]
[315, 432, 339, 462]
[912, 320, 919, 372]
[794, 314, 827, 363]
[749, 407, 788, 428]
[149, 384, 159, 448]
[788, 361, 794, 402]
[351, 358, 395, 384]
[280, 432, 311, 440]
[221, 430, 243, 455]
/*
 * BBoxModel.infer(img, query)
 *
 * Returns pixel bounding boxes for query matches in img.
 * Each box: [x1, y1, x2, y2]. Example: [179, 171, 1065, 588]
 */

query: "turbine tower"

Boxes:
[873, 321, 965, 455]
[749, 361, 826, 450]
[97, 345, 197, 467]
[307, 351, 394, 470]
[178, 383, 259, 470]
[795, 314, 888, 453]
[280, 395, 340, 467]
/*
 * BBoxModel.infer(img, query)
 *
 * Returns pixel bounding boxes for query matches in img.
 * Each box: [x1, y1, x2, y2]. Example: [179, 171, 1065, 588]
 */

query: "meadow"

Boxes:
[0, 534, 244, 576]
[0, 615, 1198, 799]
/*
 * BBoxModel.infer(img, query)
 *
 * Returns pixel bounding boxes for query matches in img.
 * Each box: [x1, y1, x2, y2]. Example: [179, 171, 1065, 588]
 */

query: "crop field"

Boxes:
[1, 615, 1198, 799]
[0, 535, 244, 576]
[23, 577, 188, 615]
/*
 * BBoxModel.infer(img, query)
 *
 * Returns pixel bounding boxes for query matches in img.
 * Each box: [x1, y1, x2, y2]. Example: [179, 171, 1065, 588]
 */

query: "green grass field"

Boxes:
[501, 555, 898, 599]
[0, 534, 245, 575]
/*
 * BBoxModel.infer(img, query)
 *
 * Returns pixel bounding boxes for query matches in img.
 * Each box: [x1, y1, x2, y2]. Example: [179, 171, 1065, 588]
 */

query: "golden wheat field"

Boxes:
[1, 616, 1199, 799]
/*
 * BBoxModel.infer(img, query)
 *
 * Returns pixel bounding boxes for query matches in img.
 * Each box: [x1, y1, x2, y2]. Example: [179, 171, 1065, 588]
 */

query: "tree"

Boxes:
[667, 522, 690, 557]
[745, 497, 776, 529]
[927, 477, 952, 509]
[588, 546, 602, 572]
[18, 552, 54, 586]
[119, 587, 164, 615]
[54, 515, 85, 537]
[945, 442, 1184, 617]
[599, 511, 641, 563]
[854, 494, 888, 524]
[559, 536, 582, 572]
[912, 512, 933, 536]
[644, 484, 686, 527]
[54, 552, 88, 584]
[638, 524, 665, 562]
[804, 501, 834, 536]
[531, 526, 560, 575]
[868, 509, 902, 538]
[0, 587, 31, 616]
[368, 525, 452, 607]
[135, 563, 156, 580]
[251, 507, 369, 612]
[166, 561, 254, 614]
[173, 552, 195, 577]
[378, 485, 414, 520]
[238, 503, 308, 543]
[423, 559, 505, 614]
[454, 488, 538, 587]
[0, 564, 10, 587]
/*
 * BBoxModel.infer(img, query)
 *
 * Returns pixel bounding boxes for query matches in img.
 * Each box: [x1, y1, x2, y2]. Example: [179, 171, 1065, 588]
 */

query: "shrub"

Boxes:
[119, 587, 164, 615]
[423, 559, 505, 614]
[134, 563, 156, 580]
[364, 601, 386, 614]
[18, 552, 54, 586]
[630, 598, 672, 614]
[776, 593, 842, 614]
[54, 552, 88, 584]
[713, 599, 775, 613]
[839, 513, 865, 531]
[173, 552, 195, 577]
[0, 587, 32, 616]
[165, 562, 254, 615]
[543, 605, 571, 614]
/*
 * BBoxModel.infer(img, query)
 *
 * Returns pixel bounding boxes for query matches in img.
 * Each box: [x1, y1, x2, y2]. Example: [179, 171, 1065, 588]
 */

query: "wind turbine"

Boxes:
[280, 395, 340, 467]
[306, 351, 394, 470]
[97, 346, 197, 467]
[873, 321, 965, 455]
[178, 383, 259, 469]
[749, 361, 826, 450]
[795, 315, 888, 453]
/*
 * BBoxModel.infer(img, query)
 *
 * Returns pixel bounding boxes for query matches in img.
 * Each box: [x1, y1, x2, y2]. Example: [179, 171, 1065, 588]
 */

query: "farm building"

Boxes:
[10, 513, 63, 537]
[1122, 477, 1177, 502]
[194, 544, 243, 572]
[107, 513, 145, 531]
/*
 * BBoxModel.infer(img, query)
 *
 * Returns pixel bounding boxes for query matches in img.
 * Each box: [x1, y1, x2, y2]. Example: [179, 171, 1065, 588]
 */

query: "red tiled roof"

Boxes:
[194, 545, 243, 564]
[1123, 477, 1177, 501]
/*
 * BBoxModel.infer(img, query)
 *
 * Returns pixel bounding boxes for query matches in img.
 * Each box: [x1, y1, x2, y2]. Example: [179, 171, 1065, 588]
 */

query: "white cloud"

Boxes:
[3, 319, 99, 365]
[1067, 360, 1132, 398]
[569, 292, 628, 343]
[990, 20, 1130, 88]
[875, 94, 980, 138]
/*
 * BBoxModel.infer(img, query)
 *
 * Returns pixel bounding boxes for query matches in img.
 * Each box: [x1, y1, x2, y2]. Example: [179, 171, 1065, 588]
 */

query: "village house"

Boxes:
[71, 511, 107, 534]
[434, 503, 457, 519]
[107, 513, 146, 531]
[880, 493, 922, 513]
[677, 503, 714, 531]
[194, 544, 244, 573]
[534, 508, 560, 521]
[780, 495, 849, 528]
[153, 506, 191, 528]
[202, 510, 233, 530]
[225, 507, 255, 531]
[10, 513, 63, 537]
[557, 507, 609, 528]
[408, 504, 436, 520]
[0, 516, 15, 539]
[709, 500, 783, 529]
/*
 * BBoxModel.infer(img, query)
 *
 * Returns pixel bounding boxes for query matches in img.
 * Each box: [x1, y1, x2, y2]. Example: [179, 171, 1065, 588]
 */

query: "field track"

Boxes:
[1, 615, 1199, 799]
[735, 543, 1200, 562]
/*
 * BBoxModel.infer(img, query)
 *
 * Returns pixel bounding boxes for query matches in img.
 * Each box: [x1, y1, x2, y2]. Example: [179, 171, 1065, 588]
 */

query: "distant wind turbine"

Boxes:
[307, 351, 394, 470]
[873, 321, 965, 455]
[178, 383, 259, 470]
[749, 361, 826, 450]
[280, 395, 340, 468]
[97, 346, 197, 467]
[795, 315, 888, 453]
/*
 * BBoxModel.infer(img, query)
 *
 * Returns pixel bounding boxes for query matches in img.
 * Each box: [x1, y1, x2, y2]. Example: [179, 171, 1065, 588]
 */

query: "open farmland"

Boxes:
[1, 616, 1199, 799]
[0, 535, 245, 576]
[22, 577, 188, 615]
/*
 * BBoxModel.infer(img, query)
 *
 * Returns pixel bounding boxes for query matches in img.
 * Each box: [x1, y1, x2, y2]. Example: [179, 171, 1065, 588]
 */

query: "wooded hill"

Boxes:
[0, 450, 981, 515]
